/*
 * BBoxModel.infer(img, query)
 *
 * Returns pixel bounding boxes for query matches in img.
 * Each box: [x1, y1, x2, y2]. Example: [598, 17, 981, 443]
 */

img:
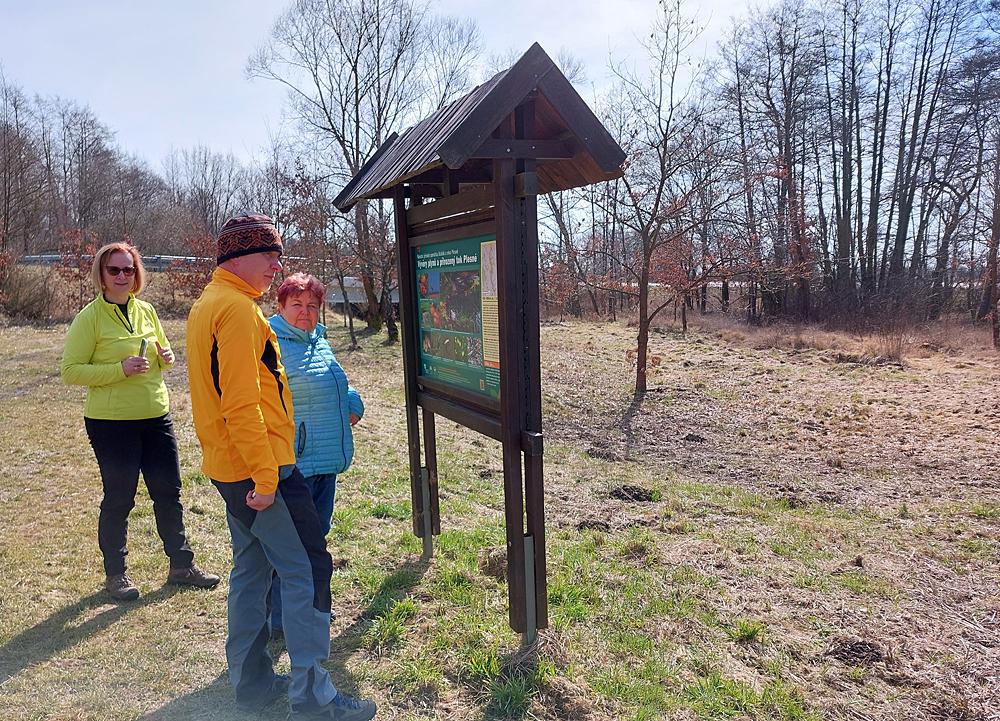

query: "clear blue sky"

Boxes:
[0, 0, 738, 169]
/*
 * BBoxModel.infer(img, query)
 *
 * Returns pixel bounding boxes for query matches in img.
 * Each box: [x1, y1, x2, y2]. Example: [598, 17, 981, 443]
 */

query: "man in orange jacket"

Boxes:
[187, 214, 376, 721]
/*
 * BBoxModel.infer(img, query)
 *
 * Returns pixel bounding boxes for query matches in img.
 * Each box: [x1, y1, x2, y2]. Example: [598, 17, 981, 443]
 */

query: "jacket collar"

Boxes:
[98, 292, 134, 306]
[269, 313, 325, 344]
[212, 266, 264, 299]
[96, 292, 135, 330]
[97, 292, 134, 315]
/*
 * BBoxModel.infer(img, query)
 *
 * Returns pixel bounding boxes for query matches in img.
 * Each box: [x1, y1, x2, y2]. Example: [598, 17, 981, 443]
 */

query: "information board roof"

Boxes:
[333, 43, 626, 211]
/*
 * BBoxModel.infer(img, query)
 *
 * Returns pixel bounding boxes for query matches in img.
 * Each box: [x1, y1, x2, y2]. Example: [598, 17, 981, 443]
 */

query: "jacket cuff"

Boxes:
[251, 472, 278, 496]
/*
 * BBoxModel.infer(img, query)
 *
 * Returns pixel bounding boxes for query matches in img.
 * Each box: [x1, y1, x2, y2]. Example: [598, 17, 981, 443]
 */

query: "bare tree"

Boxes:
[607, 0, 738, 392]
[0, 74, 45, 255]
[249, 0, 479, 336]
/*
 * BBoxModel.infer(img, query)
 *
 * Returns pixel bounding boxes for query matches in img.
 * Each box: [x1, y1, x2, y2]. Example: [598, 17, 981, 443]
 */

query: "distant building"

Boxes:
[326, 277, 399, 315]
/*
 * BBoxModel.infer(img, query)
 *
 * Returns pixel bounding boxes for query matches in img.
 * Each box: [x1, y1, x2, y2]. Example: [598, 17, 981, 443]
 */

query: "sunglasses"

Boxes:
[105, 265, 136, 277]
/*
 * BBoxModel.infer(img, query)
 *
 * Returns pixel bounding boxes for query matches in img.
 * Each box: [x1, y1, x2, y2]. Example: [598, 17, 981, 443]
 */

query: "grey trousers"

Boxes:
[213, 469, 338, 711]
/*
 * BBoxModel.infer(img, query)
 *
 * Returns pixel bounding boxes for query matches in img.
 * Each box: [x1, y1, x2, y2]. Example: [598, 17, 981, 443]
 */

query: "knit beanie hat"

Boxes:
[217, 214, 283, 264]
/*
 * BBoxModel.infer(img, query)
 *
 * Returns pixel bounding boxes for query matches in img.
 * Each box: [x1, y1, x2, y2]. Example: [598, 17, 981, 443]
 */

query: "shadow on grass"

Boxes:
[355, 325, 381, 338]
[618, 389, 646, 454]
[135, 670, 299, 721]
[134, 672, 288, 721]
[326, 557, 429, 678]
[261, 558, 432, 708]
[0, 371, 61, 402]
[111, 557, 431, 719]
[0, 585, 180, 684]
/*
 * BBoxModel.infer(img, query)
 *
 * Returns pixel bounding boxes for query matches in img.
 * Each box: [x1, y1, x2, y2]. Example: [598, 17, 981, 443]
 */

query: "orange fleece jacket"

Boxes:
[186, 267, 295, 495]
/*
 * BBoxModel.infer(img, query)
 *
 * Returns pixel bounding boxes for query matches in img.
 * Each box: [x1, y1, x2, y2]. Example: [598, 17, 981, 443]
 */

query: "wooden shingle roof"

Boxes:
[334, 43, 625, 211]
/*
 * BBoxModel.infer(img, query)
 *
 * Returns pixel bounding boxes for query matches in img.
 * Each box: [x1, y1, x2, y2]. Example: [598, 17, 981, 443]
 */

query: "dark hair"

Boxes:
[276, 272, 325, 306]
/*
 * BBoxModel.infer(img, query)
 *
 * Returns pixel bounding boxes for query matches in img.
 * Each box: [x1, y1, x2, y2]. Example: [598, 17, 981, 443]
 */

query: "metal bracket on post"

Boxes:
[420, 466, 434, 560]
[522, 534, 537, 648]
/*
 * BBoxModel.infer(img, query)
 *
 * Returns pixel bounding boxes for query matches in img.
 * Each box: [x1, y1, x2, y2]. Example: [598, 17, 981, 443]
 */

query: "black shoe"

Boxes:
[106, 572, 140, 602]
[236, 673, 290, 712]
[167, 564, 220, 589]
[289, 692, 377, 720]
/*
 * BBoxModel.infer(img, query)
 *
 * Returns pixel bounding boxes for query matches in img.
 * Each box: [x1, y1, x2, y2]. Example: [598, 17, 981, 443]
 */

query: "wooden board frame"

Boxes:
[393, 101, 549, 634]
[335, 43, 627, 642]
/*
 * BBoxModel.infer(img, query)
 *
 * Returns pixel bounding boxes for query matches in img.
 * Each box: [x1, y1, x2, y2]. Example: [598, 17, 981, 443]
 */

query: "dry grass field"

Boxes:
[0, 309, 997, 721]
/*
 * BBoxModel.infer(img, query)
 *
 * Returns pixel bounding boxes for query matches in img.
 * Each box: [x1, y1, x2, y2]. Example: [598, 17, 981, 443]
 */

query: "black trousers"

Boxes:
[85, 414, 194, 576]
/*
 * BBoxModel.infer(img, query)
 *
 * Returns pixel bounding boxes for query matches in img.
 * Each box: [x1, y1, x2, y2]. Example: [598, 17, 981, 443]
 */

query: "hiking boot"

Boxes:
[236, 673, 290, 713]
[106, 572, 140, 602]
[289, 692, 377, 721]
[167, 564, 220, 589]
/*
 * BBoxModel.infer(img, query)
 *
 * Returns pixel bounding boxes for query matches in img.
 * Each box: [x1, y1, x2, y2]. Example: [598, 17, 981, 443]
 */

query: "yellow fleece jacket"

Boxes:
[186, 267, 295, 494]
[61, 294, 173, 420]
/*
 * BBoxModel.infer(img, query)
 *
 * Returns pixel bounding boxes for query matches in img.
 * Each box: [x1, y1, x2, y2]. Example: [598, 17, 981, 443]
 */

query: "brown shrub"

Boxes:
[0, 263, 57, 322]
[918, 317, 995, 357]
[743, 324, 852, 353]
[862, 326, 910, 362]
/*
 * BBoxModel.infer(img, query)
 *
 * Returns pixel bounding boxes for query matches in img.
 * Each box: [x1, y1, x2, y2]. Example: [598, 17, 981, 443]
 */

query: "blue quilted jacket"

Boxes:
[268, 314, 364, 477]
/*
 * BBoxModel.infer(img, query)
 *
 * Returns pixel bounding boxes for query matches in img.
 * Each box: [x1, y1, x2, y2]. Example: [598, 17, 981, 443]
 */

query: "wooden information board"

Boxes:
[335, 43, 625, 642]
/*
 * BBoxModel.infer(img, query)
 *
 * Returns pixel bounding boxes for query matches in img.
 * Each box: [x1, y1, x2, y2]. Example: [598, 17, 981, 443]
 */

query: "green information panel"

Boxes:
[414, 234, 500, 400]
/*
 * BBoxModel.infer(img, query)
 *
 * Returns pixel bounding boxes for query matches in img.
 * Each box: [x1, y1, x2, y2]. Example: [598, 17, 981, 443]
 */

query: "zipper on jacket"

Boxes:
[107, 297, 134, 333]
[336, 367, 349, 471]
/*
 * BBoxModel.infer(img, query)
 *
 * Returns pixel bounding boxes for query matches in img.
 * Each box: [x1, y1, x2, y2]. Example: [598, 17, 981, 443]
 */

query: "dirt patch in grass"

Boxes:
[544, 322, 999, 509]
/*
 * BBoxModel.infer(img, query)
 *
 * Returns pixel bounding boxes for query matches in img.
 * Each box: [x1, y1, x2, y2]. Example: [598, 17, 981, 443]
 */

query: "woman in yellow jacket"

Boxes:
[61, 242, 218, 601]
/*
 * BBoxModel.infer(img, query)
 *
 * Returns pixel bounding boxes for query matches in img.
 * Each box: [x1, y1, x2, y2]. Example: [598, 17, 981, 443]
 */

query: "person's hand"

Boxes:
[246, 488, 275, 511]
[122, 355, 150, 376]
[155, 340, 174, 364]
[349, 413, 360, 426]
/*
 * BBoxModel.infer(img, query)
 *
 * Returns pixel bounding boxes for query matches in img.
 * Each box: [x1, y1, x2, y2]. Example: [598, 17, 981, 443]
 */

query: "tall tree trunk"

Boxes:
[979, 144, 1000, 325]
[380, 286, 398, 343]
[353, 201, 382, 330]
[635, 260, 649, 393]
[734, 47, 760, 323]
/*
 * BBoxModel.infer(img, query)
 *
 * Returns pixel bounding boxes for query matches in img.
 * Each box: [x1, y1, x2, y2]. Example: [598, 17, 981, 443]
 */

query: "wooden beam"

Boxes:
[515, 171, 538, 198]
[438, 43, 554, 169]
[408, 219, 496, 247]
[520, 430, 544, 456]
[494, 114, 529, 632]
[417, 391, 502, 441]
[471, 138, 575, 160]
[406, 186, 493, 226]
[368, 185, 443, 201]
[418, 375, 500, 414]
[407, 167, 493, 185]
[393, 187, 426, 538]
[443, 168, 460, 196]
[516, 99, 548, 630]
[421, 409, 441, 535]
[535, 70, 627, 173]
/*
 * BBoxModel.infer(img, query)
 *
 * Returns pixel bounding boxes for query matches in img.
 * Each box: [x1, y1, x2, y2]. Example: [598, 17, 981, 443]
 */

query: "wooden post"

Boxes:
[494, 131, 528, 633]
[411, 186, 439, 549]
[515, 100, 548, 632]
[394, 186, 426, 540]
[422, 408, 441, 535]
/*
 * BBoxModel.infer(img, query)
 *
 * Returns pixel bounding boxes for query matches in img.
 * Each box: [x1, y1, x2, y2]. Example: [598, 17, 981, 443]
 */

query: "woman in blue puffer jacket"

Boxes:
[267, 272, 364, 637]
